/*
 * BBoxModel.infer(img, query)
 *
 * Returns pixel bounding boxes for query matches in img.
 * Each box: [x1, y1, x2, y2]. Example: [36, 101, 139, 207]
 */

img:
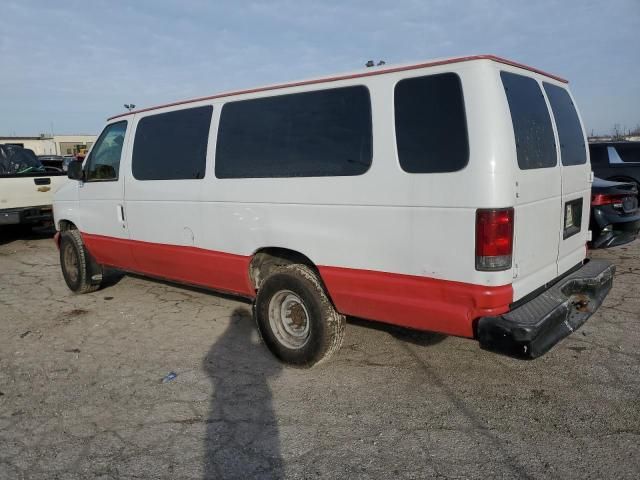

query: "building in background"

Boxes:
[0, 134, 97, 156]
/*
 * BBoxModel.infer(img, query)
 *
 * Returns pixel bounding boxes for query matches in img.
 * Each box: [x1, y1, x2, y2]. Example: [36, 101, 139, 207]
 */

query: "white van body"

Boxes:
[54, 55, 614, 359]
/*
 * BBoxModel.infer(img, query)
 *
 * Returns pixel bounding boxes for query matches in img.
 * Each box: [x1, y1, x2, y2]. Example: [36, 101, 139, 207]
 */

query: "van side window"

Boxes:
[394, 73, 469, 173]
[543, 83, 586, 166]
[132, 106, 212, 180]
[500, 72, 556, 169]
[85, 121, 127, 182]
[215, 86, 372, 178]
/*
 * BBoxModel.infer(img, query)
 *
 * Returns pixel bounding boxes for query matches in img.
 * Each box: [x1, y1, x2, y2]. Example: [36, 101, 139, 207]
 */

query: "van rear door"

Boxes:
[542, 82, 591, 275]
[500, 71, 562, 299]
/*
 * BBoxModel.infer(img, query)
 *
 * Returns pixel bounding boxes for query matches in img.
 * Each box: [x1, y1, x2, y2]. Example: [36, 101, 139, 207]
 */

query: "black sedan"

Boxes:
[590, 141, 640, 188]
[590, 177, 640, 248]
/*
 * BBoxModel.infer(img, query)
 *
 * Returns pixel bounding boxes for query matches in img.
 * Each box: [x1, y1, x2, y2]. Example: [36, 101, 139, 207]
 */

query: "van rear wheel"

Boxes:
[60, 230, 102, 294]
[253, 264, 345, 367]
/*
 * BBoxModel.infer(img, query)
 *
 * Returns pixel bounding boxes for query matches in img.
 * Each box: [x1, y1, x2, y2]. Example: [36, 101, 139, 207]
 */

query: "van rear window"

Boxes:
[215, 86, 372, 178]
[543, 83, 586, 166]
[501, 72, 556, 170]
[132, 106, 212, 181]
[394, 73, 469, 173]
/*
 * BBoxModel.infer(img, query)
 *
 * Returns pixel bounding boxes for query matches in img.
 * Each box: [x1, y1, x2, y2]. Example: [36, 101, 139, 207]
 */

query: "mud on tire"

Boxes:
[59, 230, 102, 294]
[253, 264, 346, 367]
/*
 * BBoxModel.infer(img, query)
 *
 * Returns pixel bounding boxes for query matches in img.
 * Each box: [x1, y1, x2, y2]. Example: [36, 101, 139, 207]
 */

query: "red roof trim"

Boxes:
[107, 55, 568, 121]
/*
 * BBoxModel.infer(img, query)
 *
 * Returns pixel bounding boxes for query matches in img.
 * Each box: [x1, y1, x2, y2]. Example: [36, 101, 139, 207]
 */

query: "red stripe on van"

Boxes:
[318, 266, 512, 338]
[82, 233, 255, 297]
[80, 232, 513, 338]
[107, 55, 568, 121]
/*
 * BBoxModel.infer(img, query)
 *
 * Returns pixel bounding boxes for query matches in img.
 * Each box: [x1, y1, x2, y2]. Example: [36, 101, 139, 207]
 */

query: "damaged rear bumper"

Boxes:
[477, 259, 615, 358]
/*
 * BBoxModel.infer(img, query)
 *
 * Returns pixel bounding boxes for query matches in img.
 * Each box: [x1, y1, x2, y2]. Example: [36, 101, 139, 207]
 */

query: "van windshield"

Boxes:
[0, 146, 46, 176]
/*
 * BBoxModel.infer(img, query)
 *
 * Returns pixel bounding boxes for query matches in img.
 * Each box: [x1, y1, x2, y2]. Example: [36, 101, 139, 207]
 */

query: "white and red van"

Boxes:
[53, 55, 614, 366]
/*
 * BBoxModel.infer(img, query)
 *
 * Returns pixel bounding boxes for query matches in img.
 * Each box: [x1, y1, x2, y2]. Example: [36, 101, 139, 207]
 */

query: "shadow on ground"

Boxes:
[202, 307, 284, 479]
[347, 316, 448, 347]
[0, 224, 55, 245]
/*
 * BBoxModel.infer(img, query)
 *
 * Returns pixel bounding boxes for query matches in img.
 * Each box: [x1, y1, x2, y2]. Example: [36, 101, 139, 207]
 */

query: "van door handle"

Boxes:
[117, 204, 125, 223]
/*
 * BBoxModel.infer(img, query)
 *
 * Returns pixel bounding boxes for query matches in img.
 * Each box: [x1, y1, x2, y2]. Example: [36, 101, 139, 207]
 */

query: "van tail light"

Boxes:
[476, 208, 514, 271]
[591, 193, 625, 207]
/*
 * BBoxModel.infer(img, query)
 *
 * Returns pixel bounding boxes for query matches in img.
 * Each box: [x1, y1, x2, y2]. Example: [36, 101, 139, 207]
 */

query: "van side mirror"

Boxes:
[67, 161, 84, 181]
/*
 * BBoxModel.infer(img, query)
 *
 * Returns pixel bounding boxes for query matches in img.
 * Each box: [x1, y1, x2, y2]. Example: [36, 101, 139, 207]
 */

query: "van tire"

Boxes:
[253, 264, 345, 367]
[59, 230, 102, 294]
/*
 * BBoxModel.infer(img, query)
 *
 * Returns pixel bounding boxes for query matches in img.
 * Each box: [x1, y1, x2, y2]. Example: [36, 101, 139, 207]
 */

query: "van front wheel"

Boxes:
[253, 264, 345, 367]
[60, 230, 102, 294]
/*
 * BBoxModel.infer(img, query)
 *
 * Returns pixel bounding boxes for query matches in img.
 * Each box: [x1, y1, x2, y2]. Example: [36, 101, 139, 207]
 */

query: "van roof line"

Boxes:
[107, 54, 568, 121]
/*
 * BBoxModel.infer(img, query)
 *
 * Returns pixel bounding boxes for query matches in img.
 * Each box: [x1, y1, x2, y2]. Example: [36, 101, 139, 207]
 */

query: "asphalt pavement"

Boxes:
[1, 227, 638, 479]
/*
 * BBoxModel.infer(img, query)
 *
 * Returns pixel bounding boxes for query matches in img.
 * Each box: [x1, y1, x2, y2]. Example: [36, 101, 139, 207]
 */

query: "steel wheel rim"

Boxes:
[267, 290, 310, 349]
[63, 243, 79, 284]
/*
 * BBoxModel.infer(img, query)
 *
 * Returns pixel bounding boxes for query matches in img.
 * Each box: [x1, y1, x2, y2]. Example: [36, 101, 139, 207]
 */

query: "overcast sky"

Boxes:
[1, 0, 638, 136]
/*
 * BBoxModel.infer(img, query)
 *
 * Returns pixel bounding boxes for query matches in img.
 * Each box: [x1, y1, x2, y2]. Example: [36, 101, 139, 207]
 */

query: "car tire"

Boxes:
[60, 230, 102, 294]
[253, 264, 345, 367]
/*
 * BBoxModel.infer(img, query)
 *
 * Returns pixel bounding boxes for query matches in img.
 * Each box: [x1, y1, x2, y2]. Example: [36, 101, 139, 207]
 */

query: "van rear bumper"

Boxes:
[476, 259, 615, 358]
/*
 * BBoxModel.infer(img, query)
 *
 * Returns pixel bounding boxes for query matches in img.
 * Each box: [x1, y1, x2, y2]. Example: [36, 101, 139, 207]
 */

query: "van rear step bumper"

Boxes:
[477, 259, 615, 359]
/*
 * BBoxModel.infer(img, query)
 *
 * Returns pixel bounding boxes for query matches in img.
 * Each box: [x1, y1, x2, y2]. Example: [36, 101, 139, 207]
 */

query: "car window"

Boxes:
[501, 72, 556, 170]
[85, 121, 127, 182]
[394, 73, 469, 173]
[215, 86, 372, 178]
[543, 83, 586, 166]
[587, 145, 606, 164]
[132, 106, 212, 180]
[616, 144, 640, 163]
[607, 146, 625, 164]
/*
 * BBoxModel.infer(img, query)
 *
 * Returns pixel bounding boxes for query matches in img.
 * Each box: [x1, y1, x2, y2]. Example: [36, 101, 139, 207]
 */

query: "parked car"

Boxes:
[1, 145, 67, 226]
[54, 54, 614, 365]
[37, 155, 65, 172]
[590, 177, 640, 248]
[590, 141, 640, 188]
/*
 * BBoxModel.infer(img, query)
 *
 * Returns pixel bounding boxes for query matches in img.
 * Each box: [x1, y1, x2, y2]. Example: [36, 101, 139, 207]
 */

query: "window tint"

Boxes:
[607, 146, 625, 164]
[85, 121, 127, 181]
[394, 73, 469, 173]
[616, 144, 640, 163]
[132, 106, 212, 180]
[543, 83, 586, 166]
[501, 72, 556, 169]
[588, 144, 607, 164]
[215, 86, 372, 178]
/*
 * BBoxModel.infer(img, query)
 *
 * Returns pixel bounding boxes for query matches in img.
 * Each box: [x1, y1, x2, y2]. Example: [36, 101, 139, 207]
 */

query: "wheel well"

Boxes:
[58, 220, 77, 231]
[249, 248, 319, 290]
